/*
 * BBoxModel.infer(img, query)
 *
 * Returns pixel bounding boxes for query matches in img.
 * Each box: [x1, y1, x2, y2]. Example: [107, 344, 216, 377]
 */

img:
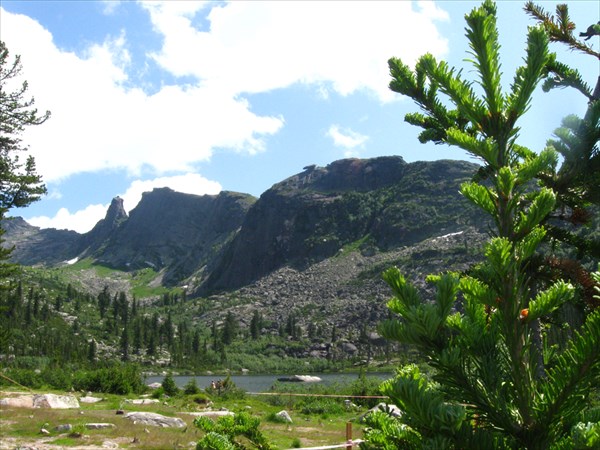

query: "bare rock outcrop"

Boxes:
[124, 411, 185, 428]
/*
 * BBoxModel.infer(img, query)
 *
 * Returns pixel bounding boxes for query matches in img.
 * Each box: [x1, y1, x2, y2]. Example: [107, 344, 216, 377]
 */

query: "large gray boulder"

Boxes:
[124, 412, 185, 428]
[33, 394, 79, 409]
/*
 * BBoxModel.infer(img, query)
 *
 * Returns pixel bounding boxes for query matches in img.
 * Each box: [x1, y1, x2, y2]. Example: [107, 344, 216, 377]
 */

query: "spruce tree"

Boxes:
[363, 1, 600, 448]
[0, 41, 49, 278]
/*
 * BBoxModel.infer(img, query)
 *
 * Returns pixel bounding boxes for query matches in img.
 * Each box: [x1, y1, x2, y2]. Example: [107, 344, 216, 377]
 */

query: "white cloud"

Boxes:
[27, 204, 109, 234]
[26, 173, 222, 233]
[0, 8, 284, 183]
[142, 1, 449, 100]
[0, 1, 449, 218]
[327, 125, 368, 155]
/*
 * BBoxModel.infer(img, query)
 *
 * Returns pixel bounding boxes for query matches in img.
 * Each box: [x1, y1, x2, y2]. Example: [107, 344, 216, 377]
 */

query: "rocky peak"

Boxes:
[273, 156, 408, 193]
[105, 196, 128, 225]
[80, 196, 128, 254]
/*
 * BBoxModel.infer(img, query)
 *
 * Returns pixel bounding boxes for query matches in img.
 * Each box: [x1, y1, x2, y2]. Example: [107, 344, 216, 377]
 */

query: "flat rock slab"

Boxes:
[125, 412, 186, 428]
[0, 394, 79, 409]
[0, 395, 34, 408]
[80, 396, 104, 403]
[183, 411, 234, 417]
[86, 423, 116, 429]
[125, 398, 160, 405]
[33, 394, 80, 409]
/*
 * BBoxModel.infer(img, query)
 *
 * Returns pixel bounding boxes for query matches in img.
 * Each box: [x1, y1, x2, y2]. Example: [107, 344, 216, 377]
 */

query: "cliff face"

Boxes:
[200, 157, 483, 292]
[1, 217, 81, 265]
[3, 156, 485, 291]
[95, 188, 255, 285]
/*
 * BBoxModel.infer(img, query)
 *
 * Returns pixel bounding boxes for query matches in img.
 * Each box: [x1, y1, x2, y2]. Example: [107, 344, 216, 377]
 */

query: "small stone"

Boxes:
[275, 410, 293, 423]
[86, 423, 116, 430]
[54, 424, 73, 432]
[116, 409, 124, 415]
[40, 428, 50, 435]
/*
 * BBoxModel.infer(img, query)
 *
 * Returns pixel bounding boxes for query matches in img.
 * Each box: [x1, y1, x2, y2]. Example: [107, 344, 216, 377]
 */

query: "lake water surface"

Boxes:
[145, 373, 392, 393]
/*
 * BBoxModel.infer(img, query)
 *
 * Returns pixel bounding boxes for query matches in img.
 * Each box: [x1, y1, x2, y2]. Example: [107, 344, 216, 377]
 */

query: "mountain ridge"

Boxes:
[2, 156, 484, 294]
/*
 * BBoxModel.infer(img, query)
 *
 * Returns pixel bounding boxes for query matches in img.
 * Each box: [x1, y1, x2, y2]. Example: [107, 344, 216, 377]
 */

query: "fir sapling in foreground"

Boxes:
[362, 1, 600, 448]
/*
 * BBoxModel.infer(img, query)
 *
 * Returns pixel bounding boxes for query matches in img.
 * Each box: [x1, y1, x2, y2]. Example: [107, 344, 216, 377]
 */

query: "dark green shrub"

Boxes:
[191, 393, 211, 405]
[151, 387, 164, 399]
[161, 372, 179, 397]
[206, 374, 245, 400]
[184, 378, 201, 395]
[265, 411, 290, 424]
[40, 366, 72, 390]
[72, 365, 145, 395]
[298, 398, 344, 415]
[0, 369, 43, 389]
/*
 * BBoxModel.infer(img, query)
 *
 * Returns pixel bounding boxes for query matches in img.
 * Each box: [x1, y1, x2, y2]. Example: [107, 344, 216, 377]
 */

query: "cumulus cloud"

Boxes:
[0, 2, 448, 183]
[2, 1, 450, 231]
[327, 125, 368, 157]
[27, 204, 109, 234]
[27, 173, 222, 233]
[0, 8, 284, 183]
[143, 1, 449, 100]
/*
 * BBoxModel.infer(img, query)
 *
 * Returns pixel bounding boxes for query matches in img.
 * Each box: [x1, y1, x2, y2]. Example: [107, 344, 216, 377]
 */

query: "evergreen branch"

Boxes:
[464, 1, 503, 117]
[524, 1, 600, 59]
[536, 309, 600, 437]
[526, 280, 574, 322]
[362, 410, 422, 450]
[420, 55, 487, 132]
[507, 26, 551, 127]
[460, 182, 497, 218]
[542, 59, 594, 100]
[381, 365, 467, 436]
[515, 188, 556, 236]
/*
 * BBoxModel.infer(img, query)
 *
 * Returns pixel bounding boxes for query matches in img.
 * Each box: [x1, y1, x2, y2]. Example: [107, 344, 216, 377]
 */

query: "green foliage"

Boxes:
[362, 411, 422, 450]
[71, 365, 146, 395]
[0, 364, 146, 394]
[368, 1, 600, 448]
[184, 377, 202, 395]
[0, 41, 49, 266]
[161, 372, 180, 397]
[194, 411, 273, 450]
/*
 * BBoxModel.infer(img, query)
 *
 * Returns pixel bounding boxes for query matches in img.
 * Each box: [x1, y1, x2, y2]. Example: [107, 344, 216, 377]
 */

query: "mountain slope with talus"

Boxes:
[3, 156, 485, 294]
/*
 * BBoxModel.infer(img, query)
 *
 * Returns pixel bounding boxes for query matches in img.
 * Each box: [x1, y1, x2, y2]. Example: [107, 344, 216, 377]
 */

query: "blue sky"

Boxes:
[1, 1, 598, 233]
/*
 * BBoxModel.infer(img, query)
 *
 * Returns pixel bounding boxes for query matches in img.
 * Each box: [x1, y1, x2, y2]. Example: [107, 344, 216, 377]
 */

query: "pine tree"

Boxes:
[221, 311, 238, 346]
[120, 327, 129, 362]
[0, 41, 49, 279]
[250, 310, 263, 340]
[363, 1, 600, 448]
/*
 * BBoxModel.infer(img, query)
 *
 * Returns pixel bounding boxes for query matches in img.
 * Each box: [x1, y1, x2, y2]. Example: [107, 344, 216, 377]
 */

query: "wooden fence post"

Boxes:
[346, 422, 352, 450]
